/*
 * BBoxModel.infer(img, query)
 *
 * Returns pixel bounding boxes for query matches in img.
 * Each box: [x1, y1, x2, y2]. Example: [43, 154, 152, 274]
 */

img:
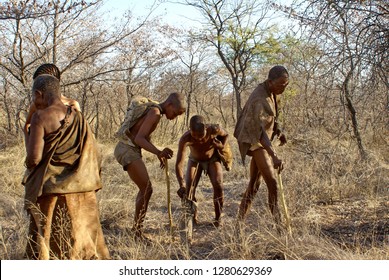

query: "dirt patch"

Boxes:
[316, 197, 389, 250]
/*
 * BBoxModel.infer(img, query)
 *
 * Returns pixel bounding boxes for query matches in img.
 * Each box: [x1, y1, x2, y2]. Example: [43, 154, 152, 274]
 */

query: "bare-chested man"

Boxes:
[234, 65, 289, 224]
[114, 93, 186, 241]
[23, 74, 109, 259]
[175, 115, 230, 227]
[24, 63, 80, 147]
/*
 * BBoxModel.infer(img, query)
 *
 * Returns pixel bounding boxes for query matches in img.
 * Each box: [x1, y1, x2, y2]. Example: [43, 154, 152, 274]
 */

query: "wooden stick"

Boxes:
[277, 168, 292, 236]
[164, 159, 174, 238]
[180, 163, 199, 247]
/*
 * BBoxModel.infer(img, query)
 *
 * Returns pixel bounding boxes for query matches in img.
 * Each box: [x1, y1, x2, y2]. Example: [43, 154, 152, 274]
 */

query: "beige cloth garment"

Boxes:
[233, 82, 276, 164]
[114, 141, 142, 170]
[209, 124, 233, 171]
[23, 109, 110, 260]
[116, 96, 161, 144]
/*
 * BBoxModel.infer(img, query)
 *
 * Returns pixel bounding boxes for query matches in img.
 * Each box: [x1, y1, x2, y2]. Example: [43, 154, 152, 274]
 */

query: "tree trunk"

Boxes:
[186, 89, 192, 128]
[233, 77, 241, 122]
[343, 74, 366, 159]
[52, 4, 59, 64]
[2, 80, 13, 133]
[94, 99, 99, 139]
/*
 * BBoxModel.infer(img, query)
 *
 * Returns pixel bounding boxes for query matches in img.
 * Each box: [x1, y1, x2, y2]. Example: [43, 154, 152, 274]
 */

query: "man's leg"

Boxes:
[36, 195, 58, 259]
[208, 161, 224, 226]
[238, 156, 261, 220]
[252, 148, 280, 222]
[125, 159, 152, 237]
[185, 161, 202, 224]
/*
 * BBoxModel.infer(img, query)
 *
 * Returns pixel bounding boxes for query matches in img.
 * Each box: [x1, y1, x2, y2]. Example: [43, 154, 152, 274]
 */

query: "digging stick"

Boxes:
[180, 163, 199, 246]
[277, 168, 292, 236]
[164, 159, 174, 238]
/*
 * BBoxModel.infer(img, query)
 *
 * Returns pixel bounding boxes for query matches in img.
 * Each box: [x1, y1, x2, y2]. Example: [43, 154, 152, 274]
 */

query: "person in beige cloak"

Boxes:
[23, 74, 110, 260]
[234, 65, 289, 223]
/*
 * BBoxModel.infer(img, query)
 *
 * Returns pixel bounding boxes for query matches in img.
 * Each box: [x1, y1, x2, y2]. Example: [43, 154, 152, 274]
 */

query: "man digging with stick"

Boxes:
[175, 115, 232, 230]
[114, 93, 185, 242]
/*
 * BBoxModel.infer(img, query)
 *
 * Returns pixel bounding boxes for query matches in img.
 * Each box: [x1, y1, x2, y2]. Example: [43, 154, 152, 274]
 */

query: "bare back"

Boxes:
[25, 95, 80, 140]
[26, 103, 75, 168]
[127, 106, 164, 157]
[129, 107, 160, 139]
[42, 104, 74, 134]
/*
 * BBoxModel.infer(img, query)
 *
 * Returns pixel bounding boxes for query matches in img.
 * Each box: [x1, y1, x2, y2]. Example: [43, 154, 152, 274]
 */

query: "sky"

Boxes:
[101, 0, 293, 31]
[101, 0, 203, 28]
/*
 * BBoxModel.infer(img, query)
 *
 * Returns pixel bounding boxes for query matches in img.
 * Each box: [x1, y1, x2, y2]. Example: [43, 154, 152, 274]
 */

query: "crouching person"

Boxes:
[175, 115, 232, 227]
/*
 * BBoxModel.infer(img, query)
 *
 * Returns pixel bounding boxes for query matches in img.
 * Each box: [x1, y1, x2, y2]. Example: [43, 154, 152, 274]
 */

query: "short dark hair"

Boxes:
[268, 65, 288, 80]
[32, 74, 61, 97]
[166, 92, 186, 111]
[33, 63, 61, 80]
[189, 115, 205, 132]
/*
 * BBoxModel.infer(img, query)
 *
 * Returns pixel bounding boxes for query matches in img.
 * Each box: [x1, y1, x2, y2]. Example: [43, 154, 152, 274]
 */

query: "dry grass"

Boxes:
[0, 134, 388, 260]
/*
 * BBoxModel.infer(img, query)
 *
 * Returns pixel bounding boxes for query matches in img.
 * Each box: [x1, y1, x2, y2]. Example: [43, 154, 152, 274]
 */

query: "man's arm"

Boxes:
[61, 95, 81, 112]
[134, 107, 163, 155]
[24, 103, 37, 148]
[25, 113, 45, 169]
[134, 107, 173, 167]
[259, 128, 283, 170]
[217, 126, 229, 145]
[175, 134, 189, 189]
[213, 125, 228, 150]
[253, 99, 283, 169]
